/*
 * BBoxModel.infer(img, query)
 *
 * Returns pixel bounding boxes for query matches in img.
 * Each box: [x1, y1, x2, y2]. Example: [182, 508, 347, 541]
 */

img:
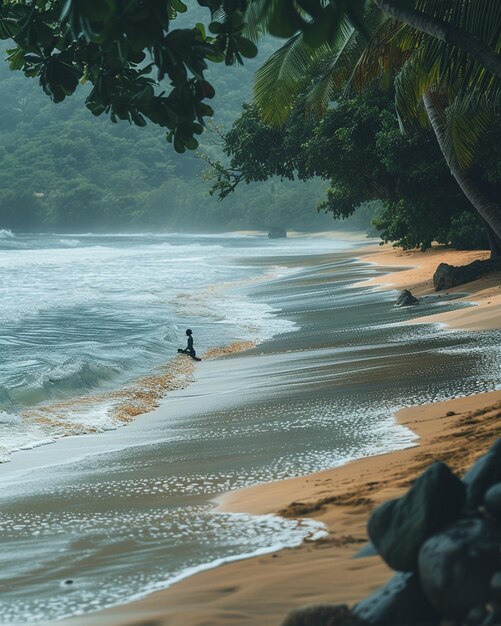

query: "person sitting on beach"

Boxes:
[177, 329, 200, 361]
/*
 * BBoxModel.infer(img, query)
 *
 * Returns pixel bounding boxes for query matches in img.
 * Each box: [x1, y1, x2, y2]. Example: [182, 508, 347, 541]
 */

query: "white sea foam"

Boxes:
[0, 509, 328, 623]
[57, 238, 81, 247]
[0, 233, 347, 462]
[122, 514, 328, 604]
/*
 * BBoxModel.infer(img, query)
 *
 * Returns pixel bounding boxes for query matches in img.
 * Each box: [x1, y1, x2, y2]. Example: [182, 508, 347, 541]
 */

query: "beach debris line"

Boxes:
[395, 289, 419, 307]
[280, 439, 501, 626]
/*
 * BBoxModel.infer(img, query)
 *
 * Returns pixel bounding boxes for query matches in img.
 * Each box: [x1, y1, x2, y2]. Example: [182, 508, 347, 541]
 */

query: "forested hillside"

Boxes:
[0, 30, 333, 233]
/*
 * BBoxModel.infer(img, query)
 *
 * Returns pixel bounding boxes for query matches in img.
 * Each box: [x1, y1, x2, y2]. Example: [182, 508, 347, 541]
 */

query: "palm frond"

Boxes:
[302, 9, 393, 117]
[415, 0, 501, 52]
[243, 0, 269, 42]
[351, 17, 408, 91]
[445, 93, 501, 169]
[252, 0, 501, 169]
[253, 33, 331, 126]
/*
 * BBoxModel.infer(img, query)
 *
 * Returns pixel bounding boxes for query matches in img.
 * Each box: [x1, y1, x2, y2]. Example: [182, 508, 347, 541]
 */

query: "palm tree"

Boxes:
[249, 0, 501, 254]
[375, 0, 501, 80]
[246, 0, 501, 81]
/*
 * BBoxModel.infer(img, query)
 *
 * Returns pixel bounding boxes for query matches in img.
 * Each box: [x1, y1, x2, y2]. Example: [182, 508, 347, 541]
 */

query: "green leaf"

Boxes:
[267, 0, 303, 38]
[208, 21, 224, 35]
[235, 36, 258, 59]
[173, 134, 186, 153]
[170, 0, 187, 14]
[185, 136, 199, 150]
[195, 22, 206, 39]
[79, 0, 116, 22]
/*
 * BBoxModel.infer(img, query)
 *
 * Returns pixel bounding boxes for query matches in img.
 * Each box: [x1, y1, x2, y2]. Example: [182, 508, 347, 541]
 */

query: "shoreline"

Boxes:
[58, 242, 501, 626]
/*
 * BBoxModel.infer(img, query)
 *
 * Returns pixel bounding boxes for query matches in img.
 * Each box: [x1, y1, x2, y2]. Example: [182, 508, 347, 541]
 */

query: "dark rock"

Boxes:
[433, 258, 501, 291]
[463, 440, 501, 509]
[281, 604, 367, 626]
[395, 289, 419, 307]
[268, 227, 287, 239]
[418, 517, 501, 620]
[368, 462, 465, 571]
[353, 572, 439, 626]
[485, 484, 501, 520]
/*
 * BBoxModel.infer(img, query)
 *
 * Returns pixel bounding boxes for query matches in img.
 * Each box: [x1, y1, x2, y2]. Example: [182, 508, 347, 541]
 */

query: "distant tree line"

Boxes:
[0, 1, 499, 249]
[208, 86, 501, 251]
[0, 38, 333, 234]
[204, 2, 501, 254]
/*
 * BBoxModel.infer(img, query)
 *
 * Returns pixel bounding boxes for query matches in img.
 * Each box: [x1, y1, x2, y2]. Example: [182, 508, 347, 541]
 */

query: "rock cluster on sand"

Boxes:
[395, 289, 419, 307]
[281, 439, 501, 626]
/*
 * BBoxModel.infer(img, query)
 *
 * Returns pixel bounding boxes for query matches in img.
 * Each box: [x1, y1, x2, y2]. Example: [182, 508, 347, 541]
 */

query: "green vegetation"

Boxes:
[209, 88, 501, 250]
[0, 0, 261, 153]
[0, 1, 499, 246]
[0, 37, 332, 233]
[208, 1, 501, 253]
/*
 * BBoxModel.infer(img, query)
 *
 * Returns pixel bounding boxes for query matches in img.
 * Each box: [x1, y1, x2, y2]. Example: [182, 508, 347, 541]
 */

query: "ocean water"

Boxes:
[1, 232, 500, 624]
[0, 231, 348, 462]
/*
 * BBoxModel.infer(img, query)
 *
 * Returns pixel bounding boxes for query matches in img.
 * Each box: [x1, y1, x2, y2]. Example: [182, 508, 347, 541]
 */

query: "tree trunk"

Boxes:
[375, 0, 501, 81]
[482, 219, 501, 258]
[423, 91, 501, 245]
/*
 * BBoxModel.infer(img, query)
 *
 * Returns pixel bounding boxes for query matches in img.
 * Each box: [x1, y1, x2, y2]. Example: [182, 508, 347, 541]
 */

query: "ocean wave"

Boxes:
[0, 353, 196, 462]
[57, 238, 80, 247]
[0, 229, 14, 239]
[0, 410, 18, 425]
[0, 232, 325, 463]
[0, 386, 15, 411]
[8, 360, 123, 408]
[41, 360, 122, 395]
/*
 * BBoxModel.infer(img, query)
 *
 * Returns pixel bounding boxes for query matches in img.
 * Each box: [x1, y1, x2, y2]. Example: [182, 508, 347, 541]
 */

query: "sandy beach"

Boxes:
[55, 242, 501, 626]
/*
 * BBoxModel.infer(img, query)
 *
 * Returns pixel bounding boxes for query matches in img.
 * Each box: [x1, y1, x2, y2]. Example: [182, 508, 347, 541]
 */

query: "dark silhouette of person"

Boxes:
[177, 329, 201, 360]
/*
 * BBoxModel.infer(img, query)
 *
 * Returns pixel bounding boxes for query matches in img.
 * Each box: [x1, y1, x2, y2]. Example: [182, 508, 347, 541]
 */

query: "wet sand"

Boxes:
[57, 243, 501, 626]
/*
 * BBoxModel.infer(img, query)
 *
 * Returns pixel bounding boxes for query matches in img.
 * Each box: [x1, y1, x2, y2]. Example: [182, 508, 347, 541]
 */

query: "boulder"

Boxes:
[368, 462, 465, 571]
[433, 258, 501, 291]
[395, 289, 419, 307]
[418, 517, 501, 620]
[281, 604, 367, 626]
[268, 227, 287, 239]
[485, 484, 501, 520]
[463, 439, 501, 509]
[353, 572, 439, 626]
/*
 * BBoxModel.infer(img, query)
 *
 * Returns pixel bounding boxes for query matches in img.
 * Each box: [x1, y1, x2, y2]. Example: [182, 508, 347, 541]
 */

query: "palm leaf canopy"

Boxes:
[250, 0, 501, 169]
[394, 0, 501, 167]
[253, 7, 390, 126]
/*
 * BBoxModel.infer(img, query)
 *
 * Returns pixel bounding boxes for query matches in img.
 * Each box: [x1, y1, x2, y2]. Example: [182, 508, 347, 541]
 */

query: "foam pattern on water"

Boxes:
[1, 237, 500, 623]
[0, 507, 325, 623]
[0, 234, 345, 460]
